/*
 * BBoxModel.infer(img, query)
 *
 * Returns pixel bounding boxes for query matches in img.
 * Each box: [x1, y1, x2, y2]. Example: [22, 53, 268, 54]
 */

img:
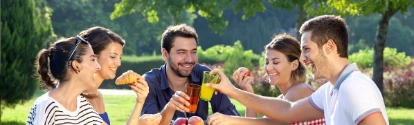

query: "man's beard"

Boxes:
[312, 50, 330, 80]
[168, 56, 195, 78]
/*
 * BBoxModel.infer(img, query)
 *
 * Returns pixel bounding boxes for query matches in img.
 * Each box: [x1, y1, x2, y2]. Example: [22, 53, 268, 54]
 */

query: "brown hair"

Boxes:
[265, 34, 307, 84]
[299, 15, 349, 58]
[35, 37, 90, 89]
[161, 24, 198, 53]
[78, 26, 125, 55]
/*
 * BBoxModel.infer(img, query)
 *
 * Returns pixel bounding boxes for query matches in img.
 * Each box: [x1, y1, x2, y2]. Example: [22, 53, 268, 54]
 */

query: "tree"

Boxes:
[0, 0, 53, 120]
[47, 0, 195, 55]
[346, 15, 414, 55]
[324, 0, 414, 94]
[111, 0, 267, 34]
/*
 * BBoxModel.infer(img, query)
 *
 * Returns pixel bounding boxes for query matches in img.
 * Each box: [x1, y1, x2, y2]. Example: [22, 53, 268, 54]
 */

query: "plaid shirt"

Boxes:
[292, 118, 325, 125]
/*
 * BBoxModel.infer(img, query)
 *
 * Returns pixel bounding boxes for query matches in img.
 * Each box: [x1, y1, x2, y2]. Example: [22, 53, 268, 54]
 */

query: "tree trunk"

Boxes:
[296, 5, 307, 40]
[372, 8, 399, 95]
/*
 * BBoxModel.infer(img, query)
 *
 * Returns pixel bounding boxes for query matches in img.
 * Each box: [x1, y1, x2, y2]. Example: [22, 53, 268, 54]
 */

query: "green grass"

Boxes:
[2, 91, 414, 125]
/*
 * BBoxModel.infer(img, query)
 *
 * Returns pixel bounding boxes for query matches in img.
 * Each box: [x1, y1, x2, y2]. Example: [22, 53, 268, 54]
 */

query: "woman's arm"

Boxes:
[233, 69, 257, 117]
[126, 79, 161, 125]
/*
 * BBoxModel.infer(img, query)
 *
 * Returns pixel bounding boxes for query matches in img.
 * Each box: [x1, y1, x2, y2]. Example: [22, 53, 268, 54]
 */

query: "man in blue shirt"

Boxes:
[141, 24, 240, 125]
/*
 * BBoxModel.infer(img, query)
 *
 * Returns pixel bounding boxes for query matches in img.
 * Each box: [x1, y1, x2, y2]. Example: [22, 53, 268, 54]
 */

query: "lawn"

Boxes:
[1, 91, 413, 125]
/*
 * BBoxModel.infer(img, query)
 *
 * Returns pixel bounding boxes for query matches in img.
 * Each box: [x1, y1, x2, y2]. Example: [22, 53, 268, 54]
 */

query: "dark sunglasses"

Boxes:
[67, 35, 89, 68]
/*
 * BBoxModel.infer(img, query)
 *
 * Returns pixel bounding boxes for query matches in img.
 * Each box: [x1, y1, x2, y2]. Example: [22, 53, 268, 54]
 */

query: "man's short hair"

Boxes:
[300, 15, 349, 58]
[161, 24, 198, 53]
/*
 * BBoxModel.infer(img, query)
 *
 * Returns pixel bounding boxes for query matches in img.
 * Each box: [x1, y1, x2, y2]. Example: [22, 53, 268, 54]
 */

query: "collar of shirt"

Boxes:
[159, 64, 201, 90]
[333, 63, 359, 91]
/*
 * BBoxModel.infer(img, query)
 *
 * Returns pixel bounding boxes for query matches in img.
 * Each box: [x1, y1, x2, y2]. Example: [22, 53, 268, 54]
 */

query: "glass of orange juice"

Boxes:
[200, 71, 220, 101]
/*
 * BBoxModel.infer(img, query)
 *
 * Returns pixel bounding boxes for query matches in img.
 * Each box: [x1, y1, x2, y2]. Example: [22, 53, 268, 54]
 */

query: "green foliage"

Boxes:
[47, 0, 194, 56]
[198, 41, 261, 77]
[1, 0, 53, 115]
[112, 0, 268, 34]
[111, 0, 331, 34]
[252, 81, 281, 97]
[347, 15, 414, 55]
[318, 0, 413, 17]
[349, 47, 411, 69]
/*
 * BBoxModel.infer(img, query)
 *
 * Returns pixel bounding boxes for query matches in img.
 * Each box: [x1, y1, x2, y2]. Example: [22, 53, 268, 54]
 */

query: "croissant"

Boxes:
[115, 70, 145, 85]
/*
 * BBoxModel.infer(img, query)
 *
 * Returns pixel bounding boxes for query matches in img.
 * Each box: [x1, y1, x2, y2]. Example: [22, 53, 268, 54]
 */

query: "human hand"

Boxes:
[129, 78, 149, 104]
[207, 112, 234, 125]
[167, 91, 190, 112]
[206, 69, 238, 98]
[139, 113, 162, 125]
[232, 68, 254, 93]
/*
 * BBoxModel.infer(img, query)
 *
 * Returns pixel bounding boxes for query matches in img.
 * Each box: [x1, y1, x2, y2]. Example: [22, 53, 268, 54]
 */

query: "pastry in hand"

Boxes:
[115, 70, 145, 85]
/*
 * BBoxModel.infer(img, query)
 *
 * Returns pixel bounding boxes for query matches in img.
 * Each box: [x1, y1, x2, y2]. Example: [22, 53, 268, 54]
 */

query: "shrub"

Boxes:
[382, 59, 414, 108]
[349, 47, 411, 69]
[1, 0, 53, 115]
[359, 59, 414, 108]
[198, 41, 261, 77]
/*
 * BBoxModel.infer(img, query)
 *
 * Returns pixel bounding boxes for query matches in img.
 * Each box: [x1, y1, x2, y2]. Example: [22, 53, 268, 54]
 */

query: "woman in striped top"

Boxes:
[27, 36, 104, 125]
[207, 34, 325, 125]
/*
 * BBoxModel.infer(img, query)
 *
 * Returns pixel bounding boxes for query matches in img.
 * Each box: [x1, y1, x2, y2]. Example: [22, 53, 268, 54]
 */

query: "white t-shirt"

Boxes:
[26, 92, 103, 125]
[309, 63, 388, 125]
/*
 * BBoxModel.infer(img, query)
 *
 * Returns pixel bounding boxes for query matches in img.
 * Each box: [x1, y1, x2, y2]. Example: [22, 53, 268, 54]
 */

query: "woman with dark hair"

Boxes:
[26, 36, 105, 125]
[207, 34, 325, 125]
[78, 26, 161, 125]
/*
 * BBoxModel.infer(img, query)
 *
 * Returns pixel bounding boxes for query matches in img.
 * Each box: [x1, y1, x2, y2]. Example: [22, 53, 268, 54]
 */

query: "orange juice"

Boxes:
[200, 76, 219, 101]
[185, 84, 201, 113]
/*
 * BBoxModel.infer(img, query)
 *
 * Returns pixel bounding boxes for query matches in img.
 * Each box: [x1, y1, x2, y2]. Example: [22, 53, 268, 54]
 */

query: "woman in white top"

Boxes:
[27, 36, 104, 125]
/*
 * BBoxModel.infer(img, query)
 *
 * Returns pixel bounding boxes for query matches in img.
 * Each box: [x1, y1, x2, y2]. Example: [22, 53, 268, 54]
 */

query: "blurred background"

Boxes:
[1, 0, 413, 124]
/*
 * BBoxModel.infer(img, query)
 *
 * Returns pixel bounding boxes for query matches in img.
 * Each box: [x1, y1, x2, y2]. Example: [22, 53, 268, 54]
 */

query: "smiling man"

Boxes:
[206, 15, 389, 125]
[141, 24, 240, 125]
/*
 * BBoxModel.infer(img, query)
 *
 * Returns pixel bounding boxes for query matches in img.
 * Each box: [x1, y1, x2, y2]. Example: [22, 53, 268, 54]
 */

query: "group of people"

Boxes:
[27, 15, 389, 125]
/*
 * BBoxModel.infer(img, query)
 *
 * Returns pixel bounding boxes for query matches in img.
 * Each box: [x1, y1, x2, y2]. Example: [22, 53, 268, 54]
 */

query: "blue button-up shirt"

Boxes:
[141, 64, 240, 120]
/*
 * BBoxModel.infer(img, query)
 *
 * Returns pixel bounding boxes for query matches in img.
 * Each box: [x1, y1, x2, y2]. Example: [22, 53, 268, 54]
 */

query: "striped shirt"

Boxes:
[27, 92, 103, 125]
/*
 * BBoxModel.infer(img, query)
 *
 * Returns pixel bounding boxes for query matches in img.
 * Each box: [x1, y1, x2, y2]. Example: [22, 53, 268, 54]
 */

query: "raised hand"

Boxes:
[129, 78, 149, 104]
[206, 69, 238, 98]
[167, 91, 190, 113]
[232, 68, 254, 93]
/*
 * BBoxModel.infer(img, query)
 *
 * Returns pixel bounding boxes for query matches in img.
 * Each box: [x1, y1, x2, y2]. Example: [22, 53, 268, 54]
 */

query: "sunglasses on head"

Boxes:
[67, 35, 89, 68]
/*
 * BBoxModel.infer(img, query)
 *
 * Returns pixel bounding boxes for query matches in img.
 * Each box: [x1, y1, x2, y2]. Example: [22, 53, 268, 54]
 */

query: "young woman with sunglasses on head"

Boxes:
[78, 27, 161, 125]
[26, 36, 106, 125]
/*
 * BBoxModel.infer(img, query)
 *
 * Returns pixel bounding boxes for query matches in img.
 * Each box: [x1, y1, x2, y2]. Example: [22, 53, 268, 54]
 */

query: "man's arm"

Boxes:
[207, 69, 323, 122]
[230, 117, 290, 125]
[207, 113, 290, 125]
[229, 117, 290, 125]
[231, 89, 323, 122]
[158, 91, 191, 125]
